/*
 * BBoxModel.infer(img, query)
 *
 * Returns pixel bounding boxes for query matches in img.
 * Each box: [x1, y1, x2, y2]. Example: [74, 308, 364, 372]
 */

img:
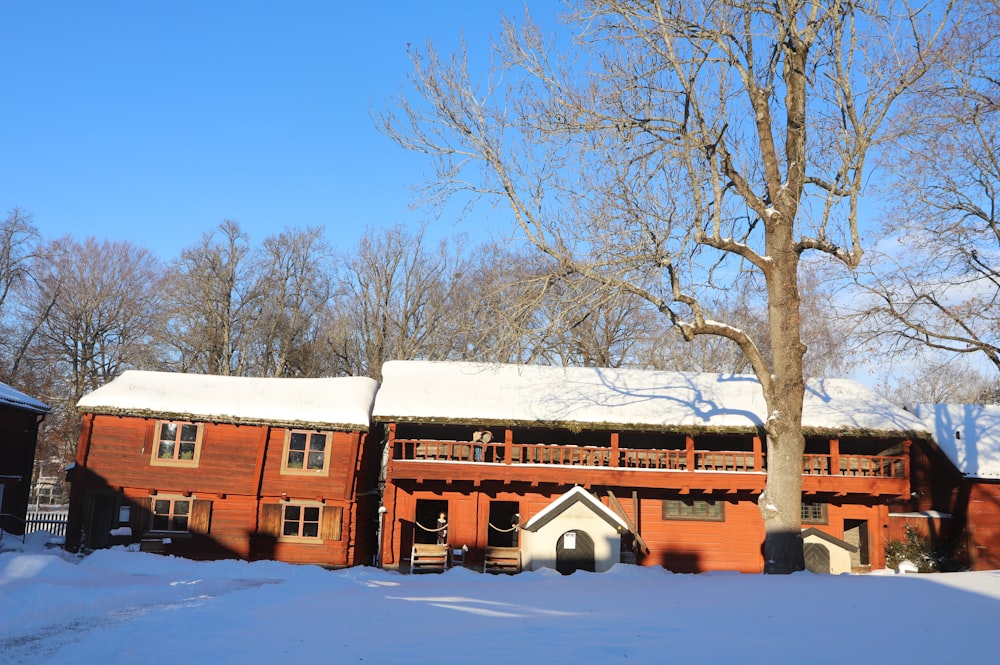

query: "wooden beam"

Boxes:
[607, 490, 650, 554]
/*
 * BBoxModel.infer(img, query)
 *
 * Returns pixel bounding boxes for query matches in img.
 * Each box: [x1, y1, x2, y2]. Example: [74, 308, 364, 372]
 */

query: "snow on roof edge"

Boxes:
[374, 361, 930, 437]
[911, 403, 1000, 480]
[77, 371, 378, 431]
[0, 381, 49, 414]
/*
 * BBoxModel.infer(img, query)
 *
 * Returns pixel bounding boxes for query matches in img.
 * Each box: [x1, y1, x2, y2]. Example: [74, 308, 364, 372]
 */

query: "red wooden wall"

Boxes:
[68, 412, 378, 567]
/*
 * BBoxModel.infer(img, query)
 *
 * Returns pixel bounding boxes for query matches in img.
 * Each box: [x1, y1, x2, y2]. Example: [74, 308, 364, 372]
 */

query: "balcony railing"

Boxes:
[392, 439, 907, 479]
[802, 453, 906, 478]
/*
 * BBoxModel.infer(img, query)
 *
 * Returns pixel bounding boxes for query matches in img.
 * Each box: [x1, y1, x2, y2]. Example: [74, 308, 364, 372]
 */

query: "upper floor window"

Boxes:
[151, 421, 203, 466]
[282, 430, 331, 475]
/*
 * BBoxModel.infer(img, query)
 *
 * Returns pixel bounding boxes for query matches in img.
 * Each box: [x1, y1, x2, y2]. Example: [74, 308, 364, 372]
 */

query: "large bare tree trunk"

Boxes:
[761, 226, 806, 572]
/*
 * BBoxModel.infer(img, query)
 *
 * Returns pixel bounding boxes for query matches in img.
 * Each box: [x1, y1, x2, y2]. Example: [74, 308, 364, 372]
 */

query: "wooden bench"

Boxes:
[410, 543, 450, 573]
[483, 546, 521, 574]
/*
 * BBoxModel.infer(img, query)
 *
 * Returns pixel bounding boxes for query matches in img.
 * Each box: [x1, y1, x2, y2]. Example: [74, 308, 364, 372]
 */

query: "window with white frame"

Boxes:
[282, 503, 322, 539]
[282, 430, 331, 474]
[151, 497, 190, 531]
[151, 421, 203, 466]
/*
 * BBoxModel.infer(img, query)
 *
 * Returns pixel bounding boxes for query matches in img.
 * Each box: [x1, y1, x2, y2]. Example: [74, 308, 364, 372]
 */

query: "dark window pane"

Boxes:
[287, 451, 304, 469]
[307, 451, 325, 470]
[309, 433, 326, 453]
[289, 432, 307, 452]
[157, 441, 175, 459]
[302, 522, 319, 538]
[180, 424, 199, 442]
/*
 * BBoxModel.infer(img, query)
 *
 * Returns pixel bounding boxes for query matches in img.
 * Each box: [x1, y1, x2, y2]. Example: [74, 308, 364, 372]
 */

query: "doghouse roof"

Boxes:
[523, 486, 629, 533]
[801, 527, 858, 552]
[374, 361, 929, 436]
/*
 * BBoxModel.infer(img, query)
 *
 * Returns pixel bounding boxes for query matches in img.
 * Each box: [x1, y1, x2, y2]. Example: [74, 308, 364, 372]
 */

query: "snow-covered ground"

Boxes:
[2, 532, 999, 664]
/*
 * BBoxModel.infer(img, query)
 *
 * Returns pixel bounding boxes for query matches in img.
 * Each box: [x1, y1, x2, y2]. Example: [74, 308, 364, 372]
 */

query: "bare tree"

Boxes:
[877, 356, 999, 406]
[446, 240, 570, 365]
[253, 226, 335, 377]
[28, 237, 163, 401]
[382, 1, 962, 572]
[330, 224, 470, 381]
[161, 220, 263, 376]
[855, 0, 1000, 374]
[0, 208, 42, 381]
[20, 236, 163, 472]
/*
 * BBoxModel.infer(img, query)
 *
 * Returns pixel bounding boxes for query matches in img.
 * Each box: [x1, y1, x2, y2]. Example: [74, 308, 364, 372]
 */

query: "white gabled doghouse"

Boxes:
[801, 527, 858, 574]
[521, 486, 629, 574]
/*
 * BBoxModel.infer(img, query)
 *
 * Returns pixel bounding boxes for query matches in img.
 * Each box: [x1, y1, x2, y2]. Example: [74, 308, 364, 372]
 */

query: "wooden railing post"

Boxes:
[686, 435, 696, 471]
[505, 428, 513, 465]
[611, 432, 620, 468]
[830, 438, 841, 476]
[752, 435, 763, 472]
[902, 439, 911, 479]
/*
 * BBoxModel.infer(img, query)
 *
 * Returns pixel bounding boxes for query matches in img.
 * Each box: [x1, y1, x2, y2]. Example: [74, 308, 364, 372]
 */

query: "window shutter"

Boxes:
[321, 505, 343, 541]
[259, 503, 282, 538]
[190, 499, 212, 534]
[130, 499, 147, 536]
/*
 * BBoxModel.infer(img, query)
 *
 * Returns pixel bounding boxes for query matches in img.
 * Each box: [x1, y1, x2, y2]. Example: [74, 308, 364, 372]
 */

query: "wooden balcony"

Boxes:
[388, 438, 910, 497]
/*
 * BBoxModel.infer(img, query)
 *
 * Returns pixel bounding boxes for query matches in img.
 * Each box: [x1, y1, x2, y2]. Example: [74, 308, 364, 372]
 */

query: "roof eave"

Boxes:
[78, 406, 370, 433]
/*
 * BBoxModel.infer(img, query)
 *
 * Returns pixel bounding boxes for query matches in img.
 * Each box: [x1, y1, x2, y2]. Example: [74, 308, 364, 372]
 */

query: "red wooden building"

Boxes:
[898, 403, 1000, 570]
[373, 361, 930, 574]
[67, 371, 380, 567]
[0, 381, 49, 536]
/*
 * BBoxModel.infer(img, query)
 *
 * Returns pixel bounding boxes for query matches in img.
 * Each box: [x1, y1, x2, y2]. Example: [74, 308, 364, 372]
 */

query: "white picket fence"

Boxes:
[25, 509, 69, 537]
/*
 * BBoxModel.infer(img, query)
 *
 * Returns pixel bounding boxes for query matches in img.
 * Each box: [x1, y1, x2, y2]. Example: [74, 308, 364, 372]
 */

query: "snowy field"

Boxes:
[2, 532, 999, 665]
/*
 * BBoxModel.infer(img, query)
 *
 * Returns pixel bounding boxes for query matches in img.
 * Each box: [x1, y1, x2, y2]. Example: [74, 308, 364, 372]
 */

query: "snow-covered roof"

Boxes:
[523, 486, 629, 533]
[373, 361, 929, 436]
[77, 371, 379, 431]
[0, 380, 49, 415]
[911, 404, 1000, 480]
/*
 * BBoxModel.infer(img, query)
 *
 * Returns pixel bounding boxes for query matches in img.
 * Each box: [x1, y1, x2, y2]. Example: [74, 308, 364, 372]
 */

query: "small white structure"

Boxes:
[521, 487, 629, 574]
[802, 527, 858, 574]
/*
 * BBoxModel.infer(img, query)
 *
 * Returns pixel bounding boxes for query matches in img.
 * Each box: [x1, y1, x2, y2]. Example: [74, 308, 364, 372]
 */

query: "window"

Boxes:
[801, 502, 828, 524]
[662, 497, 725, 521]
[151, 421, 203, 466]
[151, 497, 190, 531]
[281, 430, 331, 474]
[283, 504, 322, 538]
[259, 503, 343, 543]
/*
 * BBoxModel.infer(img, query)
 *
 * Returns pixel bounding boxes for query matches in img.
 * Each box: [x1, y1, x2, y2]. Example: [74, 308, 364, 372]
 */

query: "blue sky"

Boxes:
[1, 2, 556, 259]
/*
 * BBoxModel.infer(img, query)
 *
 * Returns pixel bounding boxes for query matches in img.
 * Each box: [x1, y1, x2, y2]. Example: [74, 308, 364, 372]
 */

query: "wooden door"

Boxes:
[556, 529, 595, 575]
[803, 542, 830, 573]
